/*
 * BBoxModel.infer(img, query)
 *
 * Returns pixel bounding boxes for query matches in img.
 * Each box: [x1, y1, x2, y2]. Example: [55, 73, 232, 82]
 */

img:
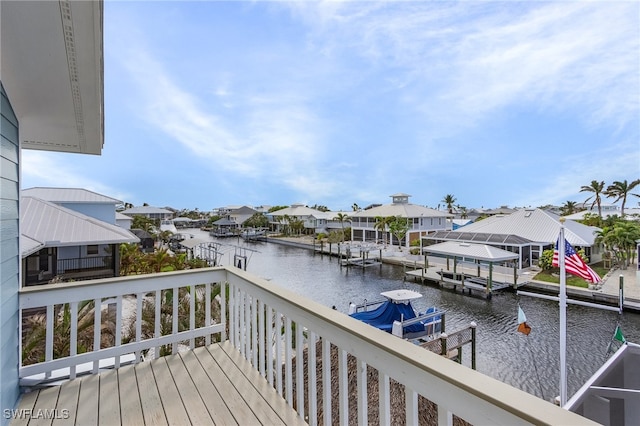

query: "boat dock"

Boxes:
[405, 262, 530, 299]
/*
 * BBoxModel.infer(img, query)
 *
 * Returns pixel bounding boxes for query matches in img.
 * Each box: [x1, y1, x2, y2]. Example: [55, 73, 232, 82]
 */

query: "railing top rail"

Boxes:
[19, 267, 227, 309]
[225, 267, 595, 425]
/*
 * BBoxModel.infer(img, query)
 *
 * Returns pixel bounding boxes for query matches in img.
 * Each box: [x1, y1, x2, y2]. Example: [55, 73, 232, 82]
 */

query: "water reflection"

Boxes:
[199, 232, 639, 402]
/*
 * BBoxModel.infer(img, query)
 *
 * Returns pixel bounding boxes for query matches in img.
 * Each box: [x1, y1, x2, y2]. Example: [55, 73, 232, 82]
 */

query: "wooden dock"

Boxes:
[12, 342, 306, 426]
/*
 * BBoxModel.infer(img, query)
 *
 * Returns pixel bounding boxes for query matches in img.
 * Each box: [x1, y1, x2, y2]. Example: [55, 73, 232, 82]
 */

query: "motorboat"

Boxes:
[348, 289, 443, 340]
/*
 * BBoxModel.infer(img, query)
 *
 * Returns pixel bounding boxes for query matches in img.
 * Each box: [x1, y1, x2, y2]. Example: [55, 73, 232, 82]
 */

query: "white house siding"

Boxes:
[0, 83, 20, 417]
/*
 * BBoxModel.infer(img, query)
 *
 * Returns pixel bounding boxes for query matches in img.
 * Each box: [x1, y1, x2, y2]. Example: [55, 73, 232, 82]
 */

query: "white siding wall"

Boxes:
[0, 83, 20, 419]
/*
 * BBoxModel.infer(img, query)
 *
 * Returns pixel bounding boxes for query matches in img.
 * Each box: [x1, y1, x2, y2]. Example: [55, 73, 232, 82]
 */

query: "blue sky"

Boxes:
[22, 1, 640, 212]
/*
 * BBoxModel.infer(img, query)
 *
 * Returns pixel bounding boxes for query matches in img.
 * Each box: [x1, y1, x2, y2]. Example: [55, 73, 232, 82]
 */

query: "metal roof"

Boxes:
[424, 241, 519, 262]
[121, 206, 173, 215]
[21, 197, 139, 257]
[426, 231, 531, 245]
[442, 209, 600, 246]
[351, 203, 453, 219]
[22, 187, 121, 204]
[269, 205, 326, 217]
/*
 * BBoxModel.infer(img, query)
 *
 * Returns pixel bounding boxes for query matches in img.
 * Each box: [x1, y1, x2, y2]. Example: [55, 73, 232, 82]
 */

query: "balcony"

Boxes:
[15, 267, 592, 425]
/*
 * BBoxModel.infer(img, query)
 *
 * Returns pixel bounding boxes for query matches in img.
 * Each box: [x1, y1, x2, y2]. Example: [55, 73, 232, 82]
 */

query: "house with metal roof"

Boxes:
[350, 193, 453, 249]
[120, 206, 174, 220]
[22, 187, 122, 224]
[267, 204, 327, 234]
[20, 196, 139, 286]
[423, 208, 602, 270]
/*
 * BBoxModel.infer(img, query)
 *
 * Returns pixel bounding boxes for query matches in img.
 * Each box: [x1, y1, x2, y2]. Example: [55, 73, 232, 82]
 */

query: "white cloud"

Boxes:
[21, 151, 132, 202]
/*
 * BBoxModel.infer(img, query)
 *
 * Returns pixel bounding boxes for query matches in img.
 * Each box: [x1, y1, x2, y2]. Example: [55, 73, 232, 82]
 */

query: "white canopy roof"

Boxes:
[424, 241, 519, 262]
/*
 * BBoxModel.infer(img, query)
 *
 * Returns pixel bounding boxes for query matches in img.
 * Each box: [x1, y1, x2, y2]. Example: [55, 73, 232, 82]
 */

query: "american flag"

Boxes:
[552, 238, 601, 283]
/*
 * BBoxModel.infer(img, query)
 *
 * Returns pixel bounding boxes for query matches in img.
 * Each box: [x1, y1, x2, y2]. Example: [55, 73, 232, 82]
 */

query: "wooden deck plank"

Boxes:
[149, 357, 191, 425]
[164, 354, 214, 425]
[208, 344, 288, 426]
[14, 342, 304, 426]
[97, 370, 120, 426]
[217, 342, 307, 426]
[11, 390, 38, 426]
[179, 350, 238, 425]
[116, 365, 144, 426]
[133, 361, 168, 426]
[27, 386, 60, 426]
[192, 346, 261, 425]
[52, 379, 80, 426]
[75, 373, 99, 426]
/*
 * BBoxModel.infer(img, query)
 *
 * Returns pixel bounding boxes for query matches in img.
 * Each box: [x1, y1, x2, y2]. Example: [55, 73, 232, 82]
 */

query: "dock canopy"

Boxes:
[423, 241, 518, 262]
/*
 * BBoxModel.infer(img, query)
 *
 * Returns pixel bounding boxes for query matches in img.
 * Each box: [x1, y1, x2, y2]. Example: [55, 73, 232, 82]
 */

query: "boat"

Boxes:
[160, 219, 178, 234]
[348, 289, 443, 340]
[240, 228, 267, 241]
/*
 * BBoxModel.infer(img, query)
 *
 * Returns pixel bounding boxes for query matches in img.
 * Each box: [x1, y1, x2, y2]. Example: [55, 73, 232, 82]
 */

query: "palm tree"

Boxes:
[580, 180, 606, 218]
[374, 216, 394, 246]
[333, 213, 351, 242]
[605, 179, 640, 216]
[442, 194, 457, 214]
[352, 203, 360, 212]
[560, 201, 578, 216]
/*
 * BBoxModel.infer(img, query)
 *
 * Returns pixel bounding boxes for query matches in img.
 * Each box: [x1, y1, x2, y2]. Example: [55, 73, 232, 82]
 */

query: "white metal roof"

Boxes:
[269, 205, 326, 217]
[21, 196, 139, 257]
[1, 1, 104, 155]
[451, 209, 600, 246]
[351, 203, 452, 219]
[424, 241, 519, 262]
[22, 187, 121, 204]
[121, 206, 173, 215]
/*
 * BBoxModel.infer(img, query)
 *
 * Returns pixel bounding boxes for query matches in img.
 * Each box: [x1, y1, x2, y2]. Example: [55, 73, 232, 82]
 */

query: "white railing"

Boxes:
[19, 268, 227, 382]
[19, 266, 593, 425]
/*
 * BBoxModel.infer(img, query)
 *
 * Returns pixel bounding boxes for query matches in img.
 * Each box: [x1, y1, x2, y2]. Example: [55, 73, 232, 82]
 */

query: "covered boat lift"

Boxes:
[407, 241, 522, 298]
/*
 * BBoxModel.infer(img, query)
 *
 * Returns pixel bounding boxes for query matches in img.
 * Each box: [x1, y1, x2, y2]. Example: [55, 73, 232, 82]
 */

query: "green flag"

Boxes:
[613, 325, 626, 343]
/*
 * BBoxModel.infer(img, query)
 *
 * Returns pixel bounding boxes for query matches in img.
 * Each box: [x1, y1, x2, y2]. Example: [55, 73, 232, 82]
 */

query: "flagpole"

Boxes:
[559, 217, 567, 406]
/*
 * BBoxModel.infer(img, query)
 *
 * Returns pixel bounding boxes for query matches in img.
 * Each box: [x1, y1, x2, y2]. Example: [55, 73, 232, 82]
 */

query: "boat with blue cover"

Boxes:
[348, 289, 444, 340]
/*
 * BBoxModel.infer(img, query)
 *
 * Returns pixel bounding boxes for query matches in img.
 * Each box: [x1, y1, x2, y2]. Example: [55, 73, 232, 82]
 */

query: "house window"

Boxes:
[87, 245, 99, 255]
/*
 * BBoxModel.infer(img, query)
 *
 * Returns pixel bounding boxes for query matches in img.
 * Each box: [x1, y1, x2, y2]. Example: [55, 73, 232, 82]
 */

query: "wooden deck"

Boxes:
[12, 342, 307, 426]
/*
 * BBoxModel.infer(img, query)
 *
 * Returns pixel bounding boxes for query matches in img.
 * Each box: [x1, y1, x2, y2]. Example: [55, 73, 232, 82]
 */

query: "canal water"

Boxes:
[193, 231, 640, 403]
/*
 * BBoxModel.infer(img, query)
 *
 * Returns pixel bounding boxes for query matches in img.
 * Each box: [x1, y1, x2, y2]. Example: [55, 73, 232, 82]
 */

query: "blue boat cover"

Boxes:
[350, 301, 423, 333]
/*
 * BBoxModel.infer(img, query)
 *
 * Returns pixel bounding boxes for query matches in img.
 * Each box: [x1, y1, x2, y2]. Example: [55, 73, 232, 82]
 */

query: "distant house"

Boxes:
[267, 204, 329, 235]
[229, 206, 260, 227]
[350, 193, 453, 249]
[120, 206, 173, 220]
[21, 196, 139, 286]
[423, 208, 601, 269]
[451, 219, 473, 230]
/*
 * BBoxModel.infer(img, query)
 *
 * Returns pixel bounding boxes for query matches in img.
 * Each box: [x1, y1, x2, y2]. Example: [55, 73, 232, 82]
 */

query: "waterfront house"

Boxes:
[21, 196, 139, 286]
[350, 193, 453, 249]
[267, 203, 329, 235]
[120, 205, 174, 221]
[423, 208, 602, 270]
[0, 2, 599, 425]
[228, 205, 260, 227]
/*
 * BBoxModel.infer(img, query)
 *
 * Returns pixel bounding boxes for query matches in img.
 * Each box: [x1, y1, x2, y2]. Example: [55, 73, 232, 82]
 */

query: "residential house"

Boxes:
[21, 187, 120, 224]
[0, 2, 596, 424]
[120, 206, 174, 221]
[267, 203, 328, 234]
[21, 196, 139, 286]
[350, 193, 453, 249]
[423, 208, 601, 270]
[228, 205, 260, 227]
